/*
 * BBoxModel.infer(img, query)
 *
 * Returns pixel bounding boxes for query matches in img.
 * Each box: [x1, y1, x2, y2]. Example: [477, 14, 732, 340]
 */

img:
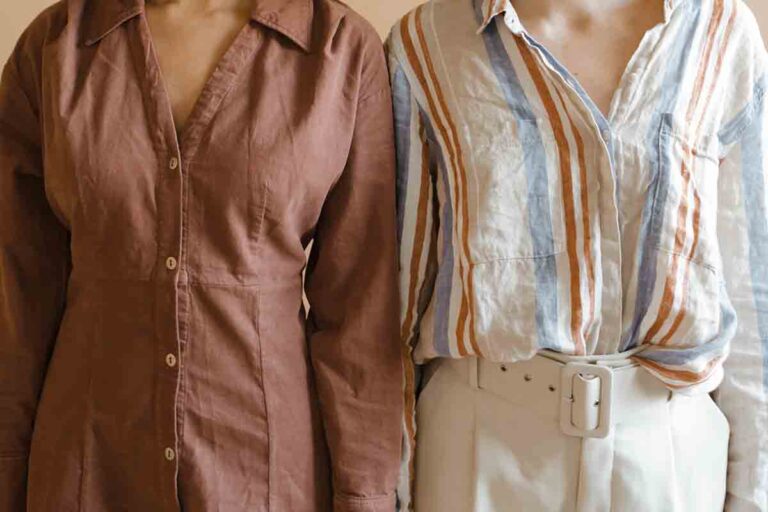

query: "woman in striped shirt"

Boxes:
[390, 0, 768, 510]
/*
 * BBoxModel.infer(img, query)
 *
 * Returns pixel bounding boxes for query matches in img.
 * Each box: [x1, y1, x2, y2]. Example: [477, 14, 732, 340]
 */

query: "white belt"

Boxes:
[442, 348, 673, 439]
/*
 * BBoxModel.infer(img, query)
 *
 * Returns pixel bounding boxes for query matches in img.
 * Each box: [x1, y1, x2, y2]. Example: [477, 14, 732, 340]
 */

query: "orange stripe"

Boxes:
[653, 1, 734, 347]
[642, 159, 696, 343]
[516, 38, 586, 355]
[400, 122, 433, 350]
[413, 7, 483, 356]
[695, 2, 737, 131]
[656, 2, 738, 346]
[643, 0, 725, 344]
[400, 122, 432, 475]
[658, 190, 701, 345]
[634, 355, 723, 385]
[399, 12, 469, 356]
[554, 86, 596, 340]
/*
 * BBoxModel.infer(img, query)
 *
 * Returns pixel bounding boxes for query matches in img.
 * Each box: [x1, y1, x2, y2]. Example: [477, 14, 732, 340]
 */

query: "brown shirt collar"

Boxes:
[82, 0, 314, 51]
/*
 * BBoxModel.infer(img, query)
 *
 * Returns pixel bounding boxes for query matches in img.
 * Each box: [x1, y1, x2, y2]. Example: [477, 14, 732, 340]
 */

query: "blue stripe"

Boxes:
[421, 109, 455, 357]
[393, 66, 412, 246]
[641, 282, 736, 366]
[521, 35, 611, 136]
[520, 34, 621, 196]
[740, 79, 768, 391]
[518, 31, 628, 232]
[623, 0, 704, 350]
[474, 0, 561, 350]
[719, 75, 768, 146]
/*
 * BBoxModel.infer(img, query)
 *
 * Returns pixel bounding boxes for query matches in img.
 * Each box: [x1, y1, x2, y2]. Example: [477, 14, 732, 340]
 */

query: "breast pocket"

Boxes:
[454, 99, 568, 356]
[646, 113, 723, 342]
[463, 104, 566, 263]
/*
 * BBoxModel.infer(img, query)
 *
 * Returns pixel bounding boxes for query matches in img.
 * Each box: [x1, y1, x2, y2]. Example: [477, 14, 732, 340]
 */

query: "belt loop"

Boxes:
[468, 357, 479, 389]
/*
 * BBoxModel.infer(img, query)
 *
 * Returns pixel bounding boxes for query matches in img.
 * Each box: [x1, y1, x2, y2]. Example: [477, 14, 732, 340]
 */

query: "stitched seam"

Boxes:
[469, 251, 565, 265]
[335, 491, 396, 503]
[255, 290, 273, 511]
[654, 245, 720, 274]
[253, 16, 308, 50]
[358, 87, 390, 105]
[719, 79, 768, 158]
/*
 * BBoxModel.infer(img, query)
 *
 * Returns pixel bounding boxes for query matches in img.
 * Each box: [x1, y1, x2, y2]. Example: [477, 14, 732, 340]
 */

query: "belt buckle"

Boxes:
[559, 362, 614, 438]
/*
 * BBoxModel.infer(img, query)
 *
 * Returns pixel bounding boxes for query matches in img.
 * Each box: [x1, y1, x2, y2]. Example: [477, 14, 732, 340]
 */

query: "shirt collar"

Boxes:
[475, 0, 682, 35]
[475, 0, 520, 35]
[83, 0, 314, 52]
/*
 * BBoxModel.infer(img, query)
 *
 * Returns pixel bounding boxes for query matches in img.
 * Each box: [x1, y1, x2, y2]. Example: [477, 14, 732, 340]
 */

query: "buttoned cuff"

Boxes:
[333, 492, 396, 512]
[0, 454, 28, 512]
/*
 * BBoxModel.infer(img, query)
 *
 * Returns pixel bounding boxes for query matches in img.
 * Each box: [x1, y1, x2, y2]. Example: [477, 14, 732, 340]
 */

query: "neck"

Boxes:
[146, 0, 251, 11]
[512, 0, 658, 30]
[516, 0, 650, 20]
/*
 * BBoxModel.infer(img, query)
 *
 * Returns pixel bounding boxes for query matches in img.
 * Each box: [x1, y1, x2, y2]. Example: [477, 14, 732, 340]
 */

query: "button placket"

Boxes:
[158, 149, 182, 486]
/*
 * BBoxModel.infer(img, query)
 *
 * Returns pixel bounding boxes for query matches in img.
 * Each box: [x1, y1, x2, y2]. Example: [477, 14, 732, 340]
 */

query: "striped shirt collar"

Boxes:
[476, 0, 683, 35]
[475, 0, 514, 34]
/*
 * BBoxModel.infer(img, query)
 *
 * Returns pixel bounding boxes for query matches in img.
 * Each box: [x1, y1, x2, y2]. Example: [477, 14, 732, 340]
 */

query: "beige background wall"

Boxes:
[1, 0, 767, 63]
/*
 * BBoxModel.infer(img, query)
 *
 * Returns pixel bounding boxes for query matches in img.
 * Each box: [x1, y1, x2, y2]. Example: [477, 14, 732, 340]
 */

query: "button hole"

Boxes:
[548, 385, 556, 392]
[500, 364, 508, 372]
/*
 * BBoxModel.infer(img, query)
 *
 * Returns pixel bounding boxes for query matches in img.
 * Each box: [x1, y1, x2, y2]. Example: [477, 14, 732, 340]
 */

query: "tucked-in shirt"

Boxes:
[388, 0, 768, 509]
[0, 0, 402, 511]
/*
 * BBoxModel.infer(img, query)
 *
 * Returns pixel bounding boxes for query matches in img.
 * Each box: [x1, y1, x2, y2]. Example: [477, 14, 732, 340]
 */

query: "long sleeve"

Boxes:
[388, 50, 440, 512]
[715, 68, 768, 511]
[0, 48, 70, 509]
[304, 41, 402, 512]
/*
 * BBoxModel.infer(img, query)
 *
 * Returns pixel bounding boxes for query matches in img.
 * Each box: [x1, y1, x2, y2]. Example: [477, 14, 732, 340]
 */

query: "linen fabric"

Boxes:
[388, 0, 768, 509]
[0, 0, 402, 510]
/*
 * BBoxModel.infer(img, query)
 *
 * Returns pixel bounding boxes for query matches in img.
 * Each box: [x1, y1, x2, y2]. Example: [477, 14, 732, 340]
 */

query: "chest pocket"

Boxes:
[653, 114, 721, 268]
[450, 98, 570, 356]
[645, 113, 723, 343]
[464, 106, 566, 264]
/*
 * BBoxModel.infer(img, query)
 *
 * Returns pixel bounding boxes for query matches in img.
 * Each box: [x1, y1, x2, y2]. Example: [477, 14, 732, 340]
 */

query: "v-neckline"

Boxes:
[511, 1, 673, 130]
[138, 13, 256, 160]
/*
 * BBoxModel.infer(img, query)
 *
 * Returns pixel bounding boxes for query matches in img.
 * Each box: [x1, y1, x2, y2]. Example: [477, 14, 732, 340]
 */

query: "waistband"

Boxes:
[435, 349, 672, 439]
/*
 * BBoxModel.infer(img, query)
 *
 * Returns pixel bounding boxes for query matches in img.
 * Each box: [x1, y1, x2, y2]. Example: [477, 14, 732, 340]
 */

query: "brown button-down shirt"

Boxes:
[0, 1, 402, 510]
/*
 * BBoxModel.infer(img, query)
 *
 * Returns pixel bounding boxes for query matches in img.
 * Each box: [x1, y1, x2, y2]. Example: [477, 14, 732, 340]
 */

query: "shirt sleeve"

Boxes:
[304, 43, 403, 512]
[714, 68, 768, 511]
[387, 47, 440, 512]
[0, 52, 71, 510]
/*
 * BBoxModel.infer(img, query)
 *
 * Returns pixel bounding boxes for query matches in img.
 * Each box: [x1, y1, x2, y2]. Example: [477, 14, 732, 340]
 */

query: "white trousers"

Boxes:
[414, 355, 729, 512]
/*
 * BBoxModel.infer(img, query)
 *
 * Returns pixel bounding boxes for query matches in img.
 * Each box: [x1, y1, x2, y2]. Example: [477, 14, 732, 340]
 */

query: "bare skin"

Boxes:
[145, 0, 251, 135]
[513, 0, 665, 118]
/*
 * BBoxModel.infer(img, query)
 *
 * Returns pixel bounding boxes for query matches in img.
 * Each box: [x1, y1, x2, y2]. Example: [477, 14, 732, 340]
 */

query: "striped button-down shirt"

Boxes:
[388, 0, 768, 509]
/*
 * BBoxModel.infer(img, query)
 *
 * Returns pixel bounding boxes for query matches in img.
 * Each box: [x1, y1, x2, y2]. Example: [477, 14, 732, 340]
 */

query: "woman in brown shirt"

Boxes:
[0, 0, 402, 510]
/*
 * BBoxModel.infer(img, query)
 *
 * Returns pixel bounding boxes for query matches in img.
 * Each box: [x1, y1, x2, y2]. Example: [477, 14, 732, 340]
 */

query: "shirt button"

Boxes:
[165, 353, 177, 368]
[165, 257, 177, 270]
[164, 447, 176, 461]
[169, 157, 179, 170]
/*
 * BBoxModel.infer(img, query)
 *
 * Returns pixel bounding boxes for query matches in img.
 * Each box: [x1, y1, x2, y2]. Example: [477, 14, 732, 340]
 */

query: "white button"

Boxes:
[165, 354, 177, 368]
[165, 257, 177, 270]
[164, 447, 176, 461]
[169, 157, 179, 170]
